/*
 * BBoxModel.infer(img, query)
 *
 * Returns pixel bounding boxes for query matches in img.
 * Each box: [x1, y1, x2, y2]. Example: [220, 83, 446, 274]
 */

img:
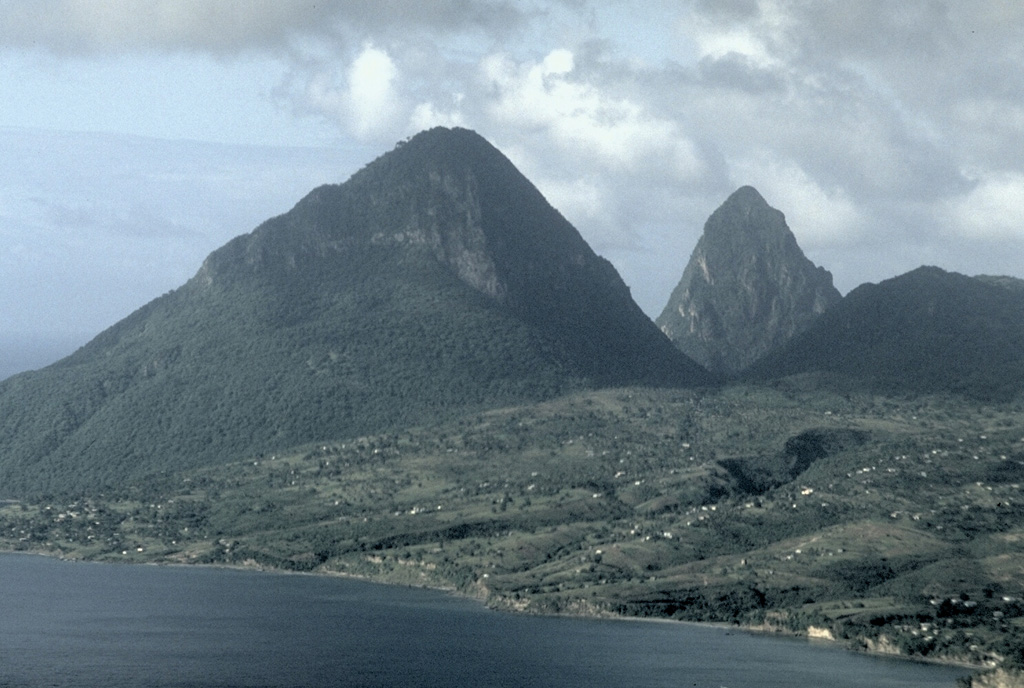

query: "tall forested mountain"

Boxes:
[656, 186, 841, 376]
[0, 127, 710, 496]
[744, 266, 1024, 401]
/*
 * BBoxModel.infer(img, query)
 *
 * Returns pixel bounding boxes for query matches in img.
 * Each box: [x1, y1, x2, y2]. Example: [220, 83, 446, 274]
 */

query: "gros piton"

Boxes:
[0, 127, 711, 496]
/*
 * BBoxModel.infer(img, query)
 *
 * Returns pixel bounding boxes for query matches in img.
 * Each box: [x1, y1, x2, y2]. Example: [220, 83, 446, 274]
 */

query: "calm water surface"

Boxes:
[0, 553, 969, 687]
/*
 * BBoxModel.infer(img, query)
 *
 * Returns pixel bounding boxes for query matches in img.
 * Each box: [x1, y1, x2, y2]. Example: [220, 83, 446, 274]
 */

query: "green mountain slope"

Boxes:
[744, 266, 1024, 401]
[0, 128, 710, 496]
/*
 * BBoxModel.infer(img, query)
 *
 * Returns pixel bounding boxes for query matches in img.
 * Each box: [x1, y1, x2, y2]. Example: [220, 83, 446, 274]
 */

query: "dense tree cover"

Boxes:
[745, 267, 1024, 402]
[0, 254, 590, 495]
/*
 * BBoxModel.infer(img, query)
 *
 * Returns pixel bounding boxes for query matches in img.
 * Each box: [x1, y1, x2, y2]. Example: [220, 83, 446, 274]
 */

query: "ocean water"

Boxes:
[0, 553, 969, 687]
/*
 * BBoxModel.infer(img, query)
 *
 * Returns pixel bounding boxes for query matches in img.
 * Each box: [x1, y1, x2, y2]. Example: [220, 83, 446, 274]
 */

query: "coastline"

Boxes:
[0, 546, 987, 678]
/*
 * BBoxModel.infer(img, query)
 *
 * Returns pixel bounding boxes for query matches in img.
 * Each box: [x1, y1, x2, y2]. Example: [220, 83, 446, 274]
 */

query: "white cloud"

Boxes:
[347, 45, 401, 138]
[482, 49, 703, 178]
[293, 44, 403, 141]
[409, 96, 466, 132]
[693, 27, 775, 67]
[688, 0, 791, 68]
[4, 0, 1024, 337]
[733, 155, 864, 249]
[945, 172, 1024, 240]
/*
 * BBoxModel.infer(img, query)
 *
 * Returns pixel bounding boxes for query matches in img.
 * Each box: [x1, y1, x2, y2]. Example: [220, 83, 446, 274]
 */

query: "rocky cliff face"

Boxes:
[656, 186, 841, 376]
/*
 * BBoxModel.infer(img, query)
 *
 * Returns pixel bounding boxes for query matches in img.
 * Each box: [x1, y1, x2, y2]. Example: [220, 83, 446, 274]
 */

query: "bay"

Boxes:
[0, 553, 969, 687]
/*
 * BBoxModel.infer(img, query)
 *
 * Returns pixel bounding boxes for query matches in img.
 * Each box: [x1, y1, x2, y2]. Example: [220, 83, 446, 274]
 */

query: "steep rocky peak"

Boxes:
[702, 185, 793, 249]
[195, 126, 700, 383]
[369, 129, 604, 308]
[720, 185, 768, 211]
[656, 186, 841, 377]
[198, 128, 540, 304]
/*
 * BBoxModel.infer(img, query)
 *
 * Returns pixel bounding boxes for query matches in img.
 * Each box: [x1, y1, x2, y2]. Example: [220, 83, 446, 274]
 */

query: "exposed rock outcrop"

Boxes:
[656, 186, 841, 376]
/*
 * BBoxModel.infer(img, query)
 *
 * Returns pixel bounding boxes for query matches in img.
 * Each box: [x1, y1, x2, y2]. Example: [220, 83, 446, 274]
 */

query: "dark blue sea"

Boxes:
[0, 553, 969, 687]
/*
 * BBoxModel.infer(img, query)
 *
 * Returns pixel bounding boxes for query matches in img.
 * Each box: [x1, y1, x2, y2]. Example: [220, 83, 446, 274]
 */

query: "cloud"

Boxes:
[347, 45, 401, 137]
[945, 172, 1024, 240]
[291, 44, 404, 141]
[410, 97, 467, 131]
[4, 0, 1024, 331]
[0, 1, 326, 53]
[0, 0, 527, 55]
[732, 155, 864, 249]
[696, 53, 786, 94]
[719, 0, 1024, 177]
[482, 49, 704, 178]
[692, 23, 778, 69]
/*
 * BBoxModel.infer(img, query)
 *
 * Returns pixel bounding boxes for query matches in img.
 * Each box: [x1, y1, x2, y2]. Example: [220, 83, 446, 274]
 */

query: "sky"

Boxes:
[2, 0, 1023, 377]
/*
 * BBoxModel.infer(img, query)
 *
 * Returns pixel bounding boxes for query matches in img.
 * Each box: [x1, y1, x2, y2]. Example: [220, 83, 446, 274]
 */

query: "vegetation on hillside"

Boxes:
[0, 252, 591, 496]
[4, 383, 1023, 680]
[0, 128, 710, 497]
[745, 267, 1024, 402]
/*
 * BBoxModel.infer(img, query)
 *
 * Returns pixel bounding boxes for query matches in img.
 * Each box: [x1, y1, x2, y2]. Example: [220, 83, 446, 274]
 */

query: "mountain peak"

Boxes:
[360, 126, 515, 182]
[702, 185, 787, 244]
[402, 125, 488, 147]
[199, 128, 707, 389]
[723, 185, 768, 207]
[656, 187, 841, 376]
[200, 126, 559, 305]
[383, 127, 499, 169]
[0, 128, 712, 494]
